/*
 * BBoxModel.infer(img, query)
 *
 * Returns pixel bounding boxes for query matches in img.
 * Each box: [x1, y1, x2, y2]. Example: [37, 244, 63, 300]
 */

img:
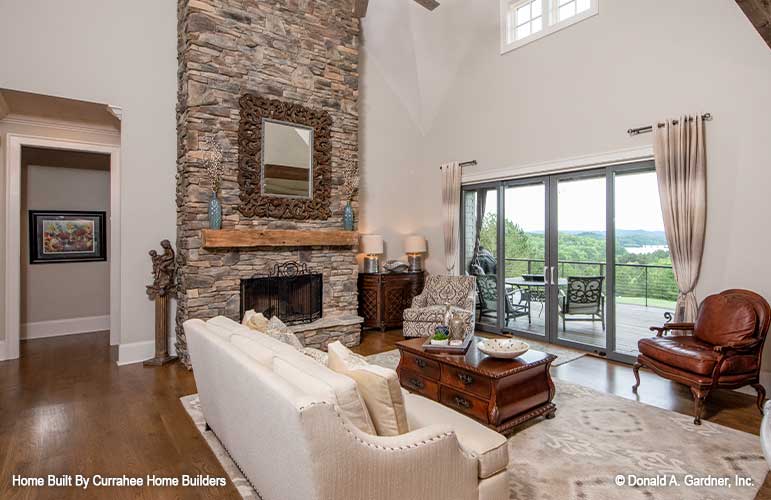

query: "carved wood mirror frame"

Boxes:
[238, 93, 332, 220]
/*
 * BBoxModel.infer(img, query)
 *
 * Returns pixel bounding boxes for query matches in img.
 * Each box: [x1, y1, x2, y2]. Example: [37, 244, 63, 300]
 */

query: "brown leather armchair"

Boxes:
[632, 289, 770, 425]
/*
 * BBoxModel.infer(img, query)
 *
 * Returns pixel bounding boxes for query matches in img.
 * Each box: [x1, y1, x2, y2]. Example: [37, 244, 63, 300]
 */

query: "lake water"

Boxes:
[625, 245, 668, 255]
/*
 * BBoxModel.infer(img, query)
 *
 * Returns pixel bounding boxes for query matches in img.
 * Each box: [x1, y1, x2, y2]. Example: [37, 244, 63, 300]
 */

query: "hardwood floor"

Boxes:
[1, 329, 769, 499]
[0, 332, 240, 499]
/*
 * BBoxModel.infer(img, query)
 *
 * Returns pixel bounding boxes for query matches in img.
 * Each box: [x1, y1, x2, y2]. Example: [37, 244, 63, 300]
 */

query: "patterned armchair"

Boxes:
[403, 275, 476, 338]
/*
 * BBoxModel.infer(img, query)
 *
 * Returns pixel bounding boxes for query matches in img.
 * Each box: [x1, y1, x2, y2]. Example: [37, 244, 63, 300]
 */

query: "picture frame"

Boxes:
[29, 210, 107, 264]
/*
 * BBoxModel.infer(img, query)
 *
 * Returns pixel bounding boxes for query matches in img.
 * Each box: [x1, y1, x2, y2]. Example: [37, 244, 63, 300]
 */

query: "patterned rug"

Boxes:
[181, 374, 766, 499]
[365, 335, 586, 370]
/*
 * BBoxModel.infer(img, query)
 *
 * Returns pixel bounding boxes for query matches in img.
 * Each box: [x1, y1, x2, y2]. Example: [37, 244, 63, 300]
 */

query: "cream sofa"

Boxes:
[185, 317, 509, 500]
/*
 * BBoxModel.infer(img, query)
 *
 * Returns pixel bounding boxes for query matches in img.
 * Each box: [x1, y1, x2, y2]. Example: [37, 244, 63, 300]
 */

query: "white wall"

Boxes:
[0, 0, 177, 362]
[22, 165, 110, 330]
[361, 0, 771, 377]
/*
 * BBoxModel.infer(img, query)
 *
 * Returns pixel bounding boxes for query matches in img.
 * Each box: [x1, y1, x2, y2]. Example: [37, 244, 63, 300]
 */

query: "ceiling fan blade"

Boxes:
[413, 0, 440, 10]
[353, 0, 369, 17]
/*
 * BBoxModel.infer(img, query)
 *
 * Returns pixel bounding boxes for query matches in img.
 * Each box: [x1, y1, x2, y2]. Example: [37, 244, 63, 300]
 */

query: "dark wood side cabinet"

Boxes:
[358, 272, 425, 331]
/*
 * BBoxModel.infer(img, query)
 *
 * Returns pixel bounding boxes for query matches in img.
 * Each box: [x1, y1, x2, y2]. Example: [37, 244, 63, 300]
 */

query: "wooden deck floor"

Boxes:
[488, 302, 672, 355]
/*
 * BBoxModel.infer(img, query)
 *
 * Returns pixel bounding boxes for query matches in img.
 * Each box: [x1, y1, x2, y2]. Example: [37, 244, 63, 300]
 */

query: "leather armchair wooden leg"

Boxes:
[690, 386, 709, 425]
[632, 362, 642, 392]
[753, 383, 767, 415]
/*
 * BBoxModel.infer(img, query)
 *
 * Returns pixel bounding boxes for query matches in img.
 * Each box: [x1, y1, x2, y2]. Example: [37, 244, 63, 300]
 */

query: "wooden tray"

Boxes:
[422, 334, 473, 354]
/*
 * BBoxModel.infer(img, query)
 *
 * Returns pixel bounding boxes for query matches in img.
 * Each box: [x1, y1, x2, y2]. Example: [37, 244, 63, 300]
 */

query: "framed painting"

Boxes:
[29, 210, 107, 264]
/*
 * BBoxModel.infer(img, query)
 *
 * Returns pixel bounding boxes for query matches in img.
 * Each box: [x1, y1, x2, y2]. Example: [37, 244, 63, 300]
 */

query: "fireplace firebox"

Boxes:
[240, 262, 323, 326]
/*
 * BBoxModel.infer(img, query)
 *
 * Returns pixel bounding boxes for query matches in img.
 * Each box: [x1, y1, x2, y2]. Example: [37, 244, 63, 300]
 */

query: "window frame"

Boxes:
[500, 0, 599, 54]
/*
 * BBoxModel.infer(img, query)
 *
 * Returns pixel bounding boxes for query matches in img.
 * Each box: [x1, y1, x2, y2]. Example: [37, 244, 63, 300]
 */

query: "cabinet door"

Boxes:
[383, 280, 408, 325]
[358, 275, 382, 328]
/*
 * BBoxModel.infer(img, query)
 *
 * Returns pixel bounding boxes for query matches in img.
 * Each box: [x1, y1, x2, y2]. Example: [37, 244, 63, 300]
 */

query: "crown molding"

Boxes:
[106, 105, 123, 121]
[0, 113, 120, 137]
[0, 92, 9, 121]
[461, 145, 654, 184]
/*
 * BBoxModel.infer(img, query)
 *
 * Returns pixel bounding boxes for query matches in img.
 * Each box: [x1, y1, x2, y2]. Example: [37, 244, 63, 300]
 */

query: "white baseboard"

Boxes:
[761, 371, 771, 392]
[0, 340, 6, 361]
[21, 315, 110, 339]
[117, 340, 155, 366]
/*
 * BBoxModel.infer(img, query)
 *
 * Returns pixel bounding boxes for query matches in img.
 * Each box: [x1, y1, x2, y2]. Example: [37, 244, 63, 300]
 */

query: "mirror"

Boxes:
[261, 119, 314, 199]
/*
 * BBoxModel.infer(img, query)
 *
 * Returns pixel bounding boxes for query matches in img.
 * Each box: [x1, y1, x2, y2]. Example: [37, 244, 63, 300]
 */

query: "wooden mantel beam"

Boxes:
[202, 229, 359, 249]
[736, 0, 771, 49]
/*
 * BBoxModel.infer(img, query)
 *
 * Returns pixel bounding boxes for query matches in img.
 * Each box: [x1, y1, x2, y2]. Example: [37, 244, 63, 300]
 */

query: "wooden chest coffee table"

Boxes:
[396, 336, 556, 434]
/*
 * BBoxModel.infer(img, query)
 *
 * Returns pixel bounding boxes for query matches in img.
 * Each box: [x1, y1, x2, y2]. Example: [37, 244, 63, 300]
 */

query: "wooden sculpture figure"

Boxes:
[145, 239, 178, 366]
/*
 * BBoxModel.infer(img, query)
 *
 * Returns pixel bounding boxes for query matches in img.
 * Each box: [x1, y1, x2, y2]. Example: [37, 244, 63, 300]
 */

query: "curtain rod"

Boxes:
[439, 160, 477, 170]
[627, 113, 712, 136]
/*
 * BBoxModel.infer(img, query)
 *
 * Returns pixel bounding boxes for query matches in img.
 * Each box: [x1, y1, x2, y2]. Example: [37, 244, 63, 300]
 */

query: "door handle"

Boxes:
[543, 266, 548, 283]
[550, 266, 556, 286]
[408, 377, 425, 390]
[454, 395, 471, 409]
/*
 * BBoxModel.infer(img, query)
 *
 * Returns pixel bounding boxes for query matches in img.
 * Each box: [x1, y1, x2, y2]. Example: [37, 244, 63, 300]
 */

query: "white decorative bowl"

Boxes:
[430, 338, 449, 346]
[477, 339, 529, 359]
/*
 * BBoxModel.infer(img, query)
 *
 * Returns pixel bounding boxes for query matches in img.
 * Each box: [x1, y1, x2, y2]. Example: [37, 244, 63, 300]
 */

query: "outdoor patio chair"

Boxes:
[558, 276, 605, 332]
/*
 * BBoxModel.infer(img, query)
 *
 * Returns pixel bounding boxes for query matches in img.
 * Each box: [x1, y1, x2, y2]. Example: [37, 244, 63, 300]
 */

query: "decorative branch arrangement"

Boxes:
[340, 149, 359, 202]
[205, 137, 224, 193]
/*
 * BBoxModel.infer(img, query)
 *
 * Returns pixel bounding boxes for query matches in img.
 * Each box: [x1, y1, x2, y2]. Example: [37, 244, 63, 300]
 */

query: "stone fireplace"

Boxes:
[240, 262, 323, 326]
[175, 0, 362, 366]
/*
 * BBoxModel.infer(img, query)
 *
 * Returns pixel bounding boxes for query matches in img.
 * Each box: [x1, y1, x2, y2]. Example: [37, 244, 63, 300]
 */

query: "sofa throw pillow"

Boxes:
[265, 316, 305, 351]
[242, 311, 304, 351]
[242, 310, 269, 333]
[327, 341, 409, 436]
[303, 347, 328, 365]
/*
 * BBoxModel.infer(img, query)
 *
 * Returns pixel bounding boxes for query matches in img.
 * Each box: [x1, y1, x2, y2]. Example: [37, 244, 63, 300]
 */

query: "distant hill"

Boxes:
[528, 230, 667, 247]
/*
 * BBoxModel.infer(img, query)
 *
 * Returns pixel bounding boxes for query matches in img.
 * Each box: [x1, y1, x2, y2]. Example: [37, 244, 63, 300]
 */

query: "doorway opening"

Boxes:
[1, 89, 121, 361]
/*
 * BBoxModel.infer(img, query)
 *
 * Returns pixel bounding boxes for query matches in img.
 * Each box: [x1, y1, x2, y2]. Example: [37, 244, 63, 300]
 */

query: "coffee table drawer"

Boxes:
[399, 369, 439, 400]
[440, 386, 489, 424]
[441, 365, 491, 399]
[401, 352, 440, 380]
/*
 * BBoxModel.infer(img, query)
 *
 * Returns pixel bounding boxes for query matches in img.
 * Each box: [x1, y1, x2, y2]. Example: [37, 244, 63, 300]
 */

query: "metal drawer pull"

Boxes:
[408, 378, 425, 389]
[457, 373, 474, 385]
[454, 395, 471, 409]
[415, 358, 427, 369]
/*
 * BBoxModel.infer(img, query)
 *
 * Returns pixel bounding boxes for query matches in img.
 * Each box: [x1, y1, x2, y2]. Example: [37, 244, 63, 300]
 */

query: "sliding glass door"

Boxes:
[554, 172, 607, 351]
[502, 179, 548, 338]
[463, 186, 499, 330]
[461, 161, 677, 363]
[611, 166, 676, 358]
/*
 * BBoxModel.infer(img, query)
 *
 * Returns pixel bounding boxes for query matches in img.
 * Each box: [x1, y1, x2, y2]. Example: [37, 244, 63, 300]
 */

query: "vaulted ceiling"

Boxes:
[736, 0, 771, 48]
[360, 0, 489, 134]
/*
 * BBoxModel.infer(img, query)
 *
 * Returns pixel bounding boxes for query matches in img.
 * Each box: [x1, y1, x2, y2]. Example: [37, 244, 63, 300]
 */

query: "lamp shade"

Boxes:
[404, 235, 426, 254]
[360, 234, 384, 254]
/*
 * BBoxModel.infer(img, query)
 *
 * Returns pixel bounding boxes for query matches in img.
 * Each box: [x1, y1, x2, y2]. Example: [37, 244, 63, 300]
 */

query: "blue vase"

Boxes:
[208, 192, 222, 229]
[343, 200, 354, 231]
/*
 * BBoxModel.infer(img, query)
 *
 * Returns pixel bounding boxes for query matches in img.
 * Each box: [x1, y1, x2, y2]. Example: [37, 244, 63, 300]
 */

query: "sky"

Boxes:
[482, 170, 665, 232]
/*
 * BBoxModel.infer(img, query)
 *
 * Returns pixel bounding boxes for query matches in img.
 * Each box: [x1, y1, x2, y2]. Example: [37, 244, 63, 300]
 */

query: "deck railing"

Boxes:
[503, 257, 677, 307]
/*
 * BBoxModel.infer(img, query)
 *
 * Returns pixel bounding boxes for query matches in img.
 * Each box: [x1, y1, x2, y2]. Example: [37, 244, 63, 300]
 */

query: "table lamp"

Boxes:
[404, 235, 426, 272]
[360, 234, 384, 273]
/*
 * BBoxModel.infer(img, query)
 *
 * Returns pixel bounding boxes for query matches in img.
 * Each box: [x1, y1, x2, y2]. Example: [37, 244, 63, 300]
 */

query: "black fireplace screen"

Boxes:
[240, 262, 322, 326]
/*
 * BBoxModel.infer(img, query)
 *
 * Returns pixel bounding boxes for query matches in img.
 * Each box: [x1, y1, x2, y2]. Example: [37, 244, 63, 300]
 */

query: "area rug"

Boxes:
[181, 378, 766, 500]
[364, 335, 586, 370]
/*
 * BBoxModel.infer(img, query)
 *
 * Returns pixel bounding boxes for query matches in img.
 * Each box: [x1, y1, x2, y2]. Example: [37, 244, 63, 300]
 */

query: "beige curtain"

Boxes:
[441, 162, 462, 275]
[653, 115, 707, 322]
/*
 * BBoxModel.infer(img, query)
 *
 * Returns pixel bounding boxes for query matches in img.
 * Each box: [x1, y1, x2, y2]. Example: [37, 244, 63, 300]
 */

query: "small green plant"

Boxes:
[432, 331, 449, 341]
